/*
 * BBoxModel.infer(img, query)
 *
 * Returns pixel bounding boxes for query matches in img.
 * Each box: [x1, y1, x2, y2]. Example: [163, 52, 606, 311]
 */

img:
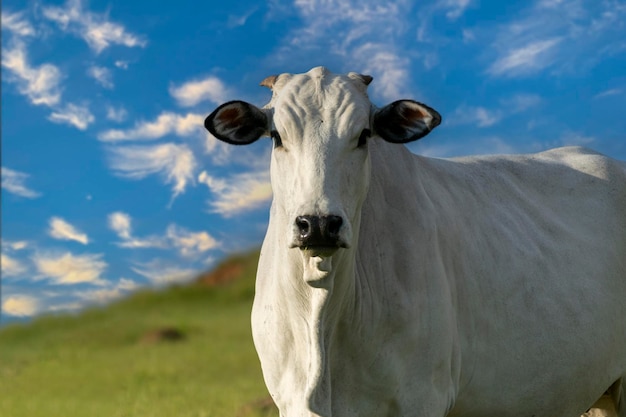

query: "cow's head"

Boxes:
[205, 67, 440, 260]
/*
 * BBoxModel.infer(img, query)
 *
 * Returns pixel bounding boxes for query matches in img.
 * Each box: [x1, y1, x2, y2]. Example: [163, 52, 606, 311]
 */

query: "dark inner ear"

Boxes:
[373, 100, 441, 144]
[205, 100, 268, 145]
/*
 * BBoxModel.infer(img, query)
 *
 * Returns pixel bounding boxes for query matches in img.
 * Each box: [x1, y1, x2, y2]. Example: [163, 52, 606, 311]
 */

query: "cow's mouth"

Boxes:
[300, 245, 341, 257]
[301, 253, 334, 286]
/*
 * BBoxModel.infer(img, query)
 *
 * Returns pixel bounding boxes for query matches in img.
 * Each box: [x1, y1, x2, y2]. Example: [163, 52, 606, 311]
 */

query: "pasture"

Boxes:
[0, 251, 278, 417]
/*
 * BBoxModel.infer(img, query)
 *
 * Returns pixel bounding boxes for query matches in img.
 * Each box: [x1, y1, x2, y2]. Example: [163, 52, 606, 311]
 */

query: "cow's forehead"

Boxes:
[268, 67, 372, 129]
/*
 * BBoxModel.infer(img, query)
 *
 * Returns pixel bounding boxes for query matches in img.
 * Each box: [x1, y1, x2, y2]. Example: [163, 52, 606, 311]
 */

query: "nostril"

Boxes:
[296, 216, 311, 237]
[326, 215, 343, 237]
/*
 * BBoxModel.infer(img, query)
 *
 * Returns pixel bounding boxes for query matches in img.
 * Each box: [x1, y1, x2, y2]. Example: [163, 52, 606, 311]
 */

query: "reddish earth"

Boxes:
[196, 262, 244, 287]
[236, 396, 278, 417]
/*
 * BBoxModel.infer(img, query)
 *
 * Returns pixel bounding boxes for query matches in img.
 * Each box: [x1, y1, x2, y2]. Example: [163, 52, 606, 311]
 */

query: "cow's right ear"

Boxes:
[204, 100, 268, 145]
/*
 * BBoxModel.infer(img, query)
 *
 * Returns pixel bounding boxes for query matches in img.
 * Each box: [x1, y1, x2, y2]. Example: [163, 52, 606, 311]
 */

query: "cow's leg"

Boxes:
[609, 377, 624, 417]
[581, 379, 624, 417]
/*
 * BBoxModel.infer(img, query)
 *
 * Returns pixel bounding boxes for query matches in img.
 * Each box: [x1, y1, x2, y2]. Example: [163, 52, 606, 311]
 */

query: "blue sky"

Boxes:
[2, 0, 625, 322]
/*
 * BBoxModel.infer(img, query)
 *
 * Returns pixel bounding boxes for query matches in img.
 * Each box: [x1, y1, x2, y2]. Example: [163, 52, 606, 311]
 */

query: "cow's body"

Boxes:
[205, 67, 626, 417]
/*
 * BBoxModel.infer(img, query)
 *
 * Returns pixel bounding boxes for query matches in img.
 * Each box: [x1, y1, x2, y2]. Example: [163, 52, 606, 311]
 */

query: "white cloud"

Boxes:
[1, 11, 36, 37]
[132, 260, 196, 285]
[198, 169, 272, 216]
[1, 42, 62, 107]
[33, 252, 107, 285]
[49, 217, 89, 245]
[75, 278, 139, 304]
[272, 0, 414, 101]
[41, 0, 147, 54]
[2, 240, 29, 251]
[501, 93, 543, 113]
[166, 224, 218, 257]
[2, 295, 40, 317]
[87, 65, 113, 89]
[107, 212, 216, 255]
[227, 7, 258, 27]
[485, 1, 626, 78]
[352, 43, 410, 101]
[1, 253, 27, 277]
[98, 112, 204, 141]
[108, 211, 131, 239]
[48, 103, 95, 130]
[488, 38, 562, 77]
[114, 60, 129, 69]
[107, 143, 197, 199]
[106, 105, 128, 122]
[594, 88, 623, 99]
[451, 105, 502, 127]
[1, 167, 41, 198]
[441, 0, 472, 20]
[169, 75, 231, 107]
[107, 211, 166, 248]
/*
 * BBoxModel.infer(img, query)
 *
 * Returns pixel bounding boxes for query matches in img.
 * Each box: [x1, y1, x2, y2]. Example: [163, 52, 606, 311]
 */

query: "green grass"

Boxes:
[0, 251, 278, 417]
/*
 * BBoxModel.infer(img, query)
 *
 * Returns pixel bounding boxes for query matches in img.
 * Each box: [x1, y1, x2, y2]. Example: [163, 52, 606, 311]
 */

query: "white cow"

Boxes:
[205, 67, 626, 417]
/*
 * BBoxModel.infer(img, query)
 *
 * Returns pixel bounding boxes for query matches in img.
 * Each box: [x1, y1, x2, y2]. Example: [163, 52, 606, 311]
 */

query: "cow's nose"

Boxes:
[295, 215, 343, 248]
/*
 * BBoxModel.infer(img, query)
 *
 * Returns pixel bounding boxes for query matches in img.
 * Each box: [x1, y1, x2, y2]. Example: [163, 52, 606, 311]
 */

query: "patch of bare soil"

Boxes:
[236, 396, 278, 417]
[139, 327, 185, 344]
[196, 262, 244, 287]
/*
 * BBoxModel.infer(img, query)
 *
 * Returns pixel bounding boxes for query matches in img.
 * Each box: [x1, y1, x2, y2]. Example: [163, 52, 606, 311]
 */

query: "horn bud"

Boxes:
[260, 75, 278, 89]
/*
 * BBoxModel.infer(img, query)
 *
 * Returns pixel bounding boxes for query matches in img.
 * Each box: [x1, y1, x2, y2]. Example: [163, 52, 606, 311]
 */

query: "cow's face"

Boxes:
[205, 67, 440, 259]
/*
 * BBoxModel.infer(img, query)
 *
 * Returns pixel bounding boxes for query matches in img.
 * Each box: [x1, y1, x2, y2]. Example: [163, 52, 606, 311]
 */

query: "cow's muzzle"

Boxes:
[291, 215, 347, 251]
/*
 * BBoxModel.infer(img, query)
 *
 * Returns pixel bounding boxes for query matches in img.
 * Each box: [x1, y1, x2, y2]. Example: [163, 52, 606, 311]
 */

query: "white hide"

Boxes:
[241, 68, 626, 417]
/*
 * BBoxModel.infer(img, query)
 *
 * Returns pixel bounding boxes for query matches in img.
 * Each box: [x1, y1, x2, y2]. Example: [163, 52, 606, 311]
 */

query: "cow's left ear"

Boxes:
[373, 100, 441, 143]
[205, 100, 268, 145]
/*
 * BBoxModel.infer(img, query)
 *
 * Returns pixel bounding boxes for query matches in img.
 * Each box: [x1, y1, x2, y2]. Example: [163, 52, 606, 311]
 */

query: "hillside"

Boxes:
[0, 250, 278, 417]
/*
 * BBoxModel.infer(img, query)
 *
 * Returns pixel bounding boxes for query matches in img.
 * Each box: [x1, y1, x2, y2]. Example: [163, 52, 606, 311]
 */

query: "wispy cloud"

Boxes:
[33, 252, 107, 285]
[166, 224, 218, 257]
[131, 260, 196, 285]
[1, 10, 36, 37]
[440, 0, 473, 20]
[170, 75, 231, 107]
[1, 42, 62, 107]
[594, 88, 623, 99]
[1, 253, 27, 277]
[48, 103, 95, 130]
[227, 7, 259, 28]
[41, 0, 147, 54]
[106, 105, 128, 122]
[107, 211, 217, 255]
[2, 240, 29, 251]
[48, 217, 89, 245]
[488, 38, 562, 77]
[2, 295, 40, 317]
[486, 0, 626, 78]
[451, 105, 502, 127]
[1, 167, 41, 198]
[272, 0, 415, 101]
[87, 65, 113, 89]
[500, 93, 543, 113]
[108, 211, 132, 239]
[74, 278, 139, 304]
[107, 143, 197, 199]
[198, 169, 272, 216]
[98, 112, 204, 141]
[107, 211, 165, 248]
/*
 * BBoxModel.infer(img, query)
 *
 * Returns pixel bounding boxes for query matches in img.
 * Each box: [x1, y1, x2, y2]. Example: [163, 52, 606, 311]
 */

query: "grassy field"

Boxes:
[0, 250, 278, 417]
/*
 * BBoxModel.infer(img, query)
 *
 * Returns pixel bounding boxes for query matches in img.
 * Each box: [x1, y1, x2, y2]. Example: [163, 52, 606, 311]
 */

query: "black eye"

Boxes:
[271, 130, 282, 148]
[357, 128, 370, 148]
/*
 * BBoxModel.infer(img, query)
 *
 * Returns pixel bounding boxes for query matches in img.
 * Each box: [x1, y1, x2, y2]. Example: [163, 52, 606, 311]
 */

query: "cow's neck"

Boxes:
[274, 233, 359, 415]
